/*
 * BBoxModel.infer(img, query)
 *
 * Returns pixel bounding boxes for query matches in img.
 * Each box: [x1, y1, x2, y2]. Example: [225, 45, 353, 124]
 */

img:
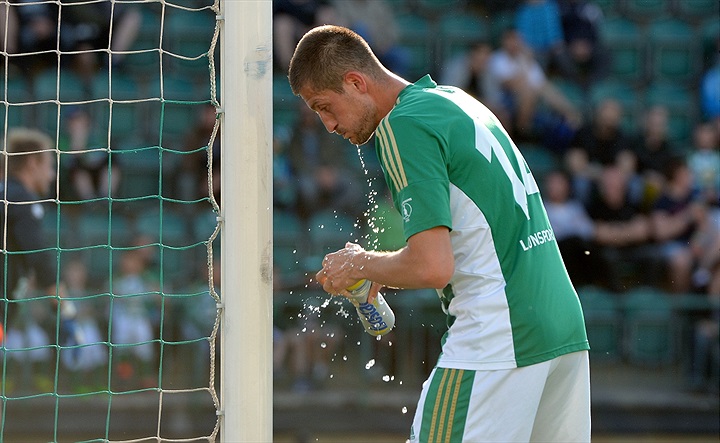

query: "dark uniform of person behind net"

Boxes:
[1, 128, 77, 386]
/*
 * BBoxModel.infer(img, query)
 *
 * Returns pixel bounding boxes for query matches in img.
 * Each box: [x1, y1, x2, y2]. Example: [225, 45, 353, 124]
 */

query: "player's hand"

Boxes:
[316, 242, 366, 296]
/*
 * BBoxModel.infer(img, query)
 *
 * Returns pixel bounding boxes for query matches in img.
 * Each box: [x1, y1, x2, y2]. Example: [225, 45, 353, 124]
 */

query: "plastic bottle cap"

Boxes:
[346, 279, 367, 292]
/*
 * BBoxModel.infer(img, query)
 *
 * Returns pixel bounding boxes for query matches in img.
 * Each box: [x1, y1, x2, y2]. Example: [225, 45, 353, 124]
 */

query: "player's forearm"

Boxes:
[351, 228, 454, 290]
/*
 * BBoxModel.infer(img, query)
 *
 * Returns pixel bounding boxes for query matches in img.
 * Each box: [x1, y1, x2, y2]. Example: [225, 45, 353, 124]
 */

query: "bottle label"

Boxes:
[357, 301, 389, 332]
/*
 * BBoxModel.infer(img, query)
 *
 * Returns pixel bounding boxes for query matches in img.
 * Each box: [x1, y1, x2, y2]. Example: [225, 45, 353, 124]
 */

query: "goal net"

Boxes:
[0, 0, 244, 440]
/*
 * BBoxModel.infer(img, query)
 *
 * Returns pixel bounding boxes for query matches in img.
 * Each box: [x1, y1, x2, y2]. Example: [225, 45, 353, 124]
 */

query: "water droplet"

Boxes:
[401, 407, 408, 414]
[343, 355, 348, 361]
[382, 375, 390, 382]
[365, 359, 376, 370]
[320, 342, 327, 349]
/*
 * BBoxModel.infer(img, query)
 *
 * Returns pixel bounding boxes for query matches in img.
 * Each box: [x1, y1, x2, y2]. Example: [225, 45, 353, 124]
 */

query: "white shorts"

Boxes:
[409, 351, 590, 443]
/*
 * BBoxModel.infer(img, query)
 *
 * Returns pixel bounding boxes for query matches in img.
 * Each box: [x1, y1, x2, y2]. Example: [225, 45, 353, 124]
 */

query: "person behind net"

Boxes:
[288, 26, 590, 442]
[1, 128, 80, 391]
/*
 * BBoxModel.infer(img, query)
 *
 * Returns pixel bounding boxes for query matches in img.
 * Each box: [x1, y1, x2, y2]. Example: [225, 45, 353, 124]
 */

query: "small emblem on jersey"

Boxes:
[31, 203, 44, 220]
[401, 198, 413, 222]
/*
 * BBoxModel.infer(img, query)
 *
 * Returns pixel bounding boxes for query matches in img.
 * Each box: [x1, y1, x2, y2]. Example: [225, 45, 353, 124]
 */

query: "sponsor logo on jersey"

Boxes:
[519, 228, 556, 251]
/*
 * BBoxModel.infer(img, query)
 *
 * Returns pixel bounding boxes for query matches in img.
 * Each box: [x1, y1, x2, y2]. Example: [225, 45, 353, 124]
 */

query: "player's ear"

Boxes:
[344, 71, 368, 93]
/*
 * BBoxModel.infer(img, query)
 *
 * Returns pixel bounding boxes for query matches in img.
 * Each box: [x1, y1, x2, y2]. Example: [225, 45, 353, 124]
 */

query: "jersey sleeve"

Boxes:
[375, 114, 452, 241]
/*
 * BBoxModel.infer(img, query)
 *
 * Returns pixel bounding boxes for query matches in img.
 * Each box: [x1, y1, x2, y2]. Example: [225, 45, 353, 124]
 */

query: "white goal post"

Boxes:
[220, 1, 273, 441]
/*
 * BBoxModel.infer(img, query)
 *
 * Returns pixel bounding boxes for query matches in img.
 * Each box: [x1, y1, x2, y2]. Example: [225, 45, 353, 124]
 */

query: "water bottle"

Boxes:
[346, 279, 395, 336]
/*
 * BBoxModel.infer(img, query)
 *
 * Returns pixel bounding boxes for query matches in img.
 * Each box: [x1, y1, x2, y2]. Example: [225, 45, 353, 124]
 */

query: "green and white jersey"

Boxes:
[375, 76, 589, 370]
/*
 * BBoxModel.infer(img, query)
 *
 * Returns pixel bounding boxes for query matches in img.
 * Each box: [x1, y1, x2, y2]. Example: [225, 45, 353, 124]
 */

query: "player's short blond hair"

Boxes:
[3, 127, 54, 173]
[288, 25, 385, 95]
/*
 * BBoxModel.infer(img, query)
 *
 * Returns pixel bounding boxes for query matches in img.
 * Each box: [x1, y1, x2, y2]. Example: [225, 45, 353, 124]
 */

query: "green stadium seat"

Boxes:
[416, 0, 464, 14]
[90, 72, 143, 143]
[577, 286, 622, 361]
[135, 209, 189, 246]
[621, 0, 671, 22]
[592, 0, 620, 17]
[115, 146, 161, 199]
[644, 82, 696, 142]
[647, 18, 700, 82]
[122, 5, 163, 79]
[395, 13, 435, 81]
[622, 288, 676, 366]
[674, 0, 719, 22]
[273, 74, 301, 132]
[438, 12, 489, 60]
[2, 77, 32, 130]
[600, 17, 646, 83]
[33, 68, 87, 102]
[551, 79, 587, 114]
[517, 143, 558, 182]
[164, 7, 217, 59]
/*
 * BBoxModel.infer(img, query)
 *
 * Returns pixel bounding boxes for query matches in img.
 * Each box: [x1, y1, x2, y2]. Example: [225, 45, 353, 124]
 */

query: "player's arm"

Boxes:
[317, 225, 454, 294]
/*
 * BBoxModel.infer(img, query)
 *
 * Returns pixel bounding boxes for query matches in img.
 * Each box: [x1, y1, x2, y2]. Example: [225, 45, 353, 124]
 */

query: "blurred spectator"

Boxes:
[7, 1, 140, 77]
[288, 103, 365, 221]
[333, 0, 410, 77]
[111, 242, 159, 388]
[558, 0, 608, 86]
[59, 106, 121, 202]
[176, 104, 220, 203]
[565, 99, 630, 203]
[59, 258, 106, 385]
[440, 41, 496, 104]
[273, 0, 339, 71]
[701, 58, 720, 126]
[273, 130, 297, 210]
[0, 3, 19, 55]
[687, 122, 720, 208]
[486, 27, 581, 147]
[585, 164, 653, 291]
[543, 169, 598, 286]
[628, 105, 676, 208]
[59, 2, 141, 79]
[7, 0, 56, 74]
[515, 0, 575, 76]
[650, 158, 704, 294]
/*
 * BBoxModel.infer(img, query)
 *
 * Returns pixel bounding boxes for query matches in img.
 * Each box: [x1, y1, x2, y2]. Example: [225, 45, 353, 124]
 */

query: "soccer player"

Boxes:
[289, 26, 591, 442]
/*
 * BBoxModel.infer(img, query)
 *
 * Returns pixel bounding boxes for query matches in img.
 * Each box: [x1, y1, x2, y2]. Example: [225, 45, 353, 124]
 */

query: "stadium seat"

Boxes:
[274, 209, 306, 285]
[621, 0, 671, 22]
[644, 82, 696, 142]
[647, 18, 700, 82]
[115, 146, 161, 199]
[33, 68, 87, 103]
[90, 72, 143, 142]
[273, 74, 301, 132]
[135, 209, 189, 247]
[437, 12, 489, 61]
[674, 0, 719, 22]
[517, 143, 558, 182]
[577, 286, 622, 361]
[122, 5, 163, 79]
[395, 13, 435, 81]
[600, 17, 646, 83]
[700, 17, 720, 65]
[551, 79, 587, 114]
[164, 7, 217, 59]
[622, 288, 676, 367]
[3, 77, 32, 130]
[416, 0, 464, 15]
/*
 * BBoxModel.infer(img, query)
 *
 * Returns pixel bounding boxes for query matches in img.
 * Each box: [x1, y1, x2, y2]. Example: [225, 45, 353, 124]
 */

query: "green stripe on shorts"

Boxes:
[420, 368, 475, 443]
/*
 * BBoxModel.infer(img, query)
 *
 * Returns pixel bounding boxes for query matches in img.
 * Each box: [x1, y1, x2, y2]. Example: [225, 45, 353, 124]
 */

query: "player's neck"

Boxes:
[371, 72, 410, 118]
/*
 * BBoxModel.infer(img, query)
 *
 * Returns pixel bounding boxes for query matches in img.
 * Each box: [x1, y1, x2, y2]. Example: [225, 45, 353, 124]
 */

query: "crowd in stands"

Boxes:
[270, 0, 719, 393]
[0, 0, 716, 395]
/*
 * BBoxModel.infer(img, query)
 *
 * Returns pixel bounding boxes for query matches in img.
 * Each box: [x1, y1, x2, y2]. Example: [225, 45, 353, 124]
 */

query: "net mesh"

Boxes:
[1, 0, 221, 441]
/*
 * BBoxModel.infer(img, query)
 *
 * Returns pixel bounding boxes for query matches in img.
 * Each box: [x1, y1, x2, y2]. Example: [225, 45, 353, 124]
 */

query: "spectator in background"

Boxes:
[111, 240, 159, 389]
[515, 0, 574, 76]
[629, 105, 676, 208]
[565, 98, 629, 203]
[543, 169, 598, 287]
[10, 0, 57, 73]
[288, 103, 365, 222]
[176, 104, 220, 203]
[701, 56, 720, 127]
[440, 41, 507, 121]
[585, 164, 652, 292]
[486, 27, 581, 146]
[59, 1, 141, 79]
[687, 122, 720, 209]
[59, 106, 121, 202]
[273, 0, 339, 71]
[558, 0, 607, 86]
[650, 158, 704, 294]
[333, 0, 410, 78]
